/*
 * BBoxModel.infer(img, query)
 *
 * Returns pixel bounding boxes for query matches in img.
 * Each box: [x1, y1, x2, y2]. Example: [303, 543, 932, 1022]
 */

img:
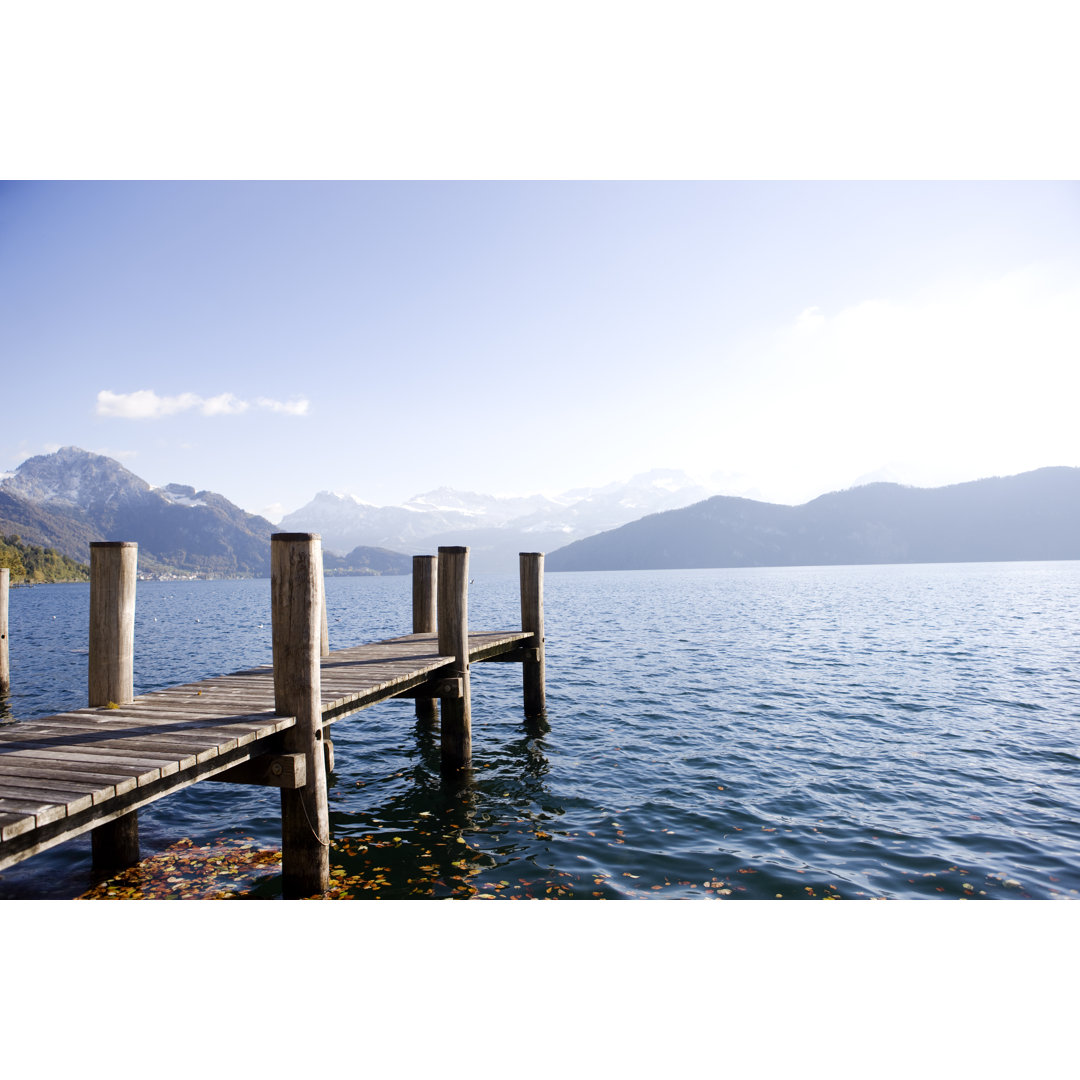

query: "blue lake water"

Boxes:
[2, 562, 1079, 899]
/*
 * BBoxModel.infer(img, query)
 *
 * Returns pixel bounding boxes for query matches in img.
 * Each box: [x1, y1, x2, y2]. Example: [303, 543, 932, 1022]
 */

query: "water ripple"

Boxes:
[3, 563, 1080, 900]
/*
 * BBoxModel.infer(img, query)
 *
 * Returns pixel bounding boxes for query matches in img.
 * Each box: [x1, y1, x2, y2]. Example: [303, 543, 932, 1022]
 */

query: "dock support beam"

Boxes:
[88, 541, 140, 871]
[437, 546, 471, 770]
[519, 552, 546, 717]
[272, 532, 330, 898]
[0, 567, 9, 697]
[412, 555, 438, 724]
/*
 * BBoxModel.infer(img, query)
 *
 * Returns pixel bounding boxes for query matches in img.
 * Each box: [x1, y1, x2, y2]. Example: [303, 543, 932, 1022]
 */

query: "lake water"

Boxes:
[2, 562, 1079, 900]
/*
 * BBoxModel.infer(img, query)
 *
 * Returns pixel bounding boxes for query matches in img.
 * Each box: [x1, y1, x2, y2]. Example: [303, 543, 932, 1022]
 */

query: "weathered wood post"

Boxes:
[412, 555, 438, 724]
[0, 567, 9, 696]
[272, 532, 330, 897]
[88, 541, 140, 870]
[317, 545, 332, 775]
[520, 552, 546, 717]
[437, 546, 470, 769]
[319, 546, 330, 658]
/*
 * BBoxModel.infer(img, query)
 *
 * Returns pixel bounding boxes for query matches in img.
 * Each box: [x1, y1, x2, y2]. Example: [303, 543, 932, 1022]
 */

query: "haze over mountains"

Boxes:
[4, 449, 1080, 579]
[545, 468, 1080, 571]
[279, 469, 721, 571]
[0, 451, 722, 576]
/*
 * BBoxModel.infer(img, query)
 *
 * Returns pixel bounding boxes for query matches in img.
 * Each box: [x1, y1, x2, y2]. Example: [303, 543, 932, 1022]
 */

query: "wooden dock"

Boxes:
[0, 537, 546, 896]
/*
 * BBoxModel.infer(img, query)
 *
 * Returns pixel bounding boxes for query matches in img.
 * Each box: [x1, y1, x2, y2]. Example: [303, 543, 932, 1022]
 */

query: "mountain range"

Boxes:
[6, 449, 1079, 580]
[279, 469, 720, 571]
[545, 467, 1080, 571]
[0, 450, 720, 577]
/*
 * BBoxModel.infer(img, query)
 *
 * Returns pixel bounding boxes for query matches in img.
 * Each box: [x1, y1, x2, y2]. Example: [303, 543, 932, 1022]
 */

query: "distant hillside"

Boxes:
[323, 545, 411, 576]
[0, 534, 90, 583]
[546, 468, 1080, 571]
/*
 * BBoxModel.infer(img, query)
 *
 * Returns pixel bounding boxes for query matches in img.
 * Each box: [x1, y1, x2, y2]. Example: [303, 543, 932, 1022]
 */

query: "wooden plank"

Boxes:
[0, 738, 274, 868]
[6, 707, 279, 729]
[0, 755, 138, 797]
[0, 779, 95, 816]
[2, 739, 215, 769]
[2, 812, 41, 841]
[0, 761, 122, 803]
[4, 719, 242, 743]
[5, 714, 286, 745]
[0, 796, 67, 839]
[0, 746, 167, 783]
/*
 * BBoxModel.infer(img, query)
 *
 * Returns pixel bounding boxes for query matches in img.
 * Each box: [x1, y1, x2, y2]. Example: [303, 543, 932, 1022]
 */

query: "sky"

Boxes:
[2, 180, 1078, 521]
[2, 180, 1079, 521]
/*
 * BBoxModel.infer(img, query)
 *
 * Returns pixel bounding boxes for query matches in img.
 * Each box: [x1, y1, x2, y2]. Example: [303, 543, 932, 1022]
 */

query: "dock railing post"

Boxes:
[88, 541, 140, 871]
[0, 567, 9, 696]
[437, 546, 470, 769]
[412, 555, 438, 724]
[519, 552, 546, 717]
[272, 532, 330, 897]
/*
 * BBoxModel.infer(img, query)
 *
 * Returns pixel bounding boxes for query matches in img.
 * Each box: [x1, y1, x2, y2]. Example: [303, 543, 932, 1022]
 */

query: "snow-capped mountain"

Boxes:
[2, 445, 153, 509]
[279, 469, 723, 570]
[0, 447, 275, 576]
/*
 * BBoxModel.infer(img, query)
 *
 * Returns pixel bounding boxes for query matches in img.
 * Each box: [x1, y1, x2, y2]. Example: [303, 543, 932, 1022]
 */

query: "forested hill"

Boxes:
[546, 468, 1080, 571]
[0, 534, 90, 583]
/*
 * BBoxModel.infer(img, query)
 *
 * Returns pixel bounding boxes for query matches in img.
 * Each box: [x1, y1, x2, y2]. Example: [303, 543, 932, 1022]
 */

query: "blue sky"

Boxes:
[2, 180, 1078, 521]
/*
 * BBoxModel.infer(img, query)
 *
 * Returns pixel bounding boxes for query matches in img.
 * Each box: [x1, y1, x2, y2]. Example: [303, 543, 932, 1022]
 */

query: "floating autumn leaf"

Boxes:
[80, 836, 282, 900]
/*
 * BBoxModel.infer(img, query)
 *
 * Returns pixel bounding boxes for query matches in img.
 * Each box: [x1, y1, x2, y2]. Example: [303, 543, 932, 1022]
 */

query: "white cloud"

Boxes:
[96, 390, 310, 419]
[200, 392, 249, 416]
[97, 390, 200, 418]
[256, 396, 310, 415]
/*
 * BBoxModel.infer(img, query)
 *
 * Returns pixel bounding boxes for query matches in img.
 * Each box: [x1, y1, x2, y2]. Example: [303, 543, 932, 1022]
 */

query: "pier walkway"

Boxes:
[0, 538, 546, 895]
[0, 629, 532, 872]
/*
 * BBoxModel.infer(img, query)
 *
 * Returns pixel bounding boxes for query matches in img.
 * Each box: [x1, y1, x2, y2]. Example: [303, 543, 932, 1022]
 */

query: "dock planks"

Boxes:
[0, 628, 532, 870]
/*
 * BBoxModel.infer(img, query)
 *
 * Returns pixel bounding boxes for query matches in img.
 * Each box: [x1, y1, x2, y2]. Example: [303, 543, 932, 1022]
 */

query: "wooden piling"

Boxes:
[0, 567, 9, 696]
[519, 552, 546, 717]
[88, 542, 138, 709]
[319, 545, 330, 658]
[272, 532, 330, 897]
[437, 546, 471, 768]
[412, 555, 438, 724]
[88, 541, 140, 870]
